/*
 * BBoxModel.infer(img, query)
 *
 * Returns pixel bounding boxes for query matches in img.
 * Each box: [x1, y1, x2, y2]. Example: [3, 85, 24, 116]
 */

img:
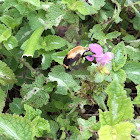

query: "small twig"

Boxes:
[5, 109, 10, 113]
[85, 113, 99, 116]
[16, 75, 35, 81]
[103, 19, 115, 33]
[130, 92, 137, 96]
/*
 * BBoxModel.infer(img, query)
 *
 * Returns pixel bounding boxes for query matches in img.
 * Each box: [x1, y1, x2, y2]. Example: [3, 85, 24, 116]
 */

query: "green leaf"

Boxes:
[77, 117, 99, 139]
[88, 24, 106, 45]
[93, 93, 107, 110]
[32, 116, 50, 137]
[62, 0, 76, 6]
[88, 25, 121, 46]
[94, 73, 105, 83]
[45, 4, 64, 29]
[9, 7, 22, 19]
[125, 45, 140, 61]
[65, 27, 79, 42]
[0, 24, 11, 43]
[2, 0, 18, 10]
[62, 0, 90, 15]
[9, 98, 24, 115]
[57, 114, 70, 129]
[41, 51, 54, 70]
[5, 57, 18, 72]
[48, 66, 79, 95]
[51, 49, 68, 65]
[99, 110, 112, 126]
[0, 60, 17, 85]
[48, 72, 79, 95]
[44, 101, 59, 113]
[63, 0, 103, 15]
[3, 36, 18, 50]
[24, 104, 42, 121]
[23, 26, 44, 57]
[2, 1, 31, 16]
[122, 34, 136, 42]
[98, 9, 108, 23]
[21, 74, 52, 108]
[21, 0, 40, 7]
[5, 1, 30, 15]
[0, 15, 17, 29]
[15, 24, 32, 46]
[67, 125, 80, 134]
[133, 15, 140, 31]
[44, 35, 67, 51]
[131, 118, 140, 139]
[69, 134, 79, 140]
[104, 80, 134, 125]
[15, 67, 33, 86]
[88, 0, 105, 11]
[75, 1, 90, 15]
[101, 1, 114, 18]
[112, 42, 127, 71]
[123, 61, 140, 84]
[106, 31, 121, 41]
[46, 120, 59, 139]
[111, 69, 126, 83]
[64, 11, 79, 25]
[99, 122, 134, 140]
[133, 85, 140, 104]
[128, 39, 140, 48]
[0, 87, 5, 112]
[0, 113, 35, 140]
[27, 11, 46, 30]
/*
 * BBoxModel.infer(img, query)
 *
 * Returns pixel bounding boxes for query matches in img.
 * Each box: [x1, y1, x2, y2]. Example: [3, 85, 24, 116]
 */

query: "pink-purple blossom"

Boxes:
[86, 43, 114, 66]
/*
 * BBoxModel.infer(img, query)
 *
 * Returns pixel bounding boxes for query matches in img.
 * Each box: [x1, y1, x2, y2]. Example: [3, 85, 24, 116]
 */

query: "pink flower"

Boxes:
[86, 43, 114, 66]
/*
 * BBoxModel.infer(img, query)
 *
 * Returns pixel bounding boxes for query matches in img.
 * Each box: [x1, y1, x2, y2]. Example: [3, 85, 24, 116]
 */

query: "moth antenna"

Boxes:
[88, 33, 94, 45]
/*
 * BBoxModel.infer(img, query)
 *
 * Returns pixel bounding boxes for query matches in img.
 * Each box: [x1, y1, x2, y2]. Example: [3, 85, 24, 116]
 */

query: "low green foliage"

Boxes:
[23, 26, 44, 57]
[112, 42, 127, 71]
[0, 61, 17, 85]
[0, 113, 35, 140]
[123, 61, 140, 84]
[20, 74, 54, 108]
[0, 87, 5, 112]
[9, 98, 24, 115]
[0, 0, 140, 139]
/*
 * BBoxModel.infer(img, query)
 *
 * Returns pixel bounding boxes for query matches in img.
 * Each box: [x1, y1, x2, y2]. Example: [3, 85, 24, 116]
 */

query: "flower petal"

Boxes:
[103, 52, 114, 61]
[86, 55, 94, 61]
[96, 57, 103, 63]
[89, 43, 103, 56]
[101, 52, 114, 66]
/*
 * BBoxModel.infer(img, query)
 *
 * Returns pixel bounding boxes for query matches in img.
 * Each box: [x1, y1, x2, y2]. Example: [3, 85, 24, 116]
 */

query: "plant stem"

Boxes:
[103, 18, 115, 33]
[125, 1, 140, 7]
[16, 76, 35, 80]
[19, 58, 38, 76]
[136, 31, 140, 39]
[121, 0, 127, 7]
